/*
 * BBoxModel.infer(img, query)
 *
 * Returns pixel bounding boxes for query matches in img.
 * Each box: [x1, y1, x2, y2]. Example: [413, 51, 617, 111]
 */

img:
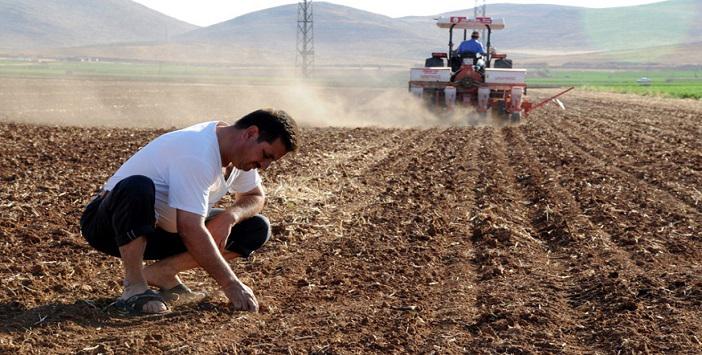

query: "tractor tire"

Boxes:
[496, 101, 506, 115]
[510, 112, 522, 123]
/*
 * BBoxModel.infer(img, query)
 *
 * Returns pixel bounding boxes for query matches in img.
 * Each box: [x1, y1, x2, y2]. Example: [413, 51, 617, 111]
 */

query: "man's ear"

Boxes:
[245, 125, 259, 140]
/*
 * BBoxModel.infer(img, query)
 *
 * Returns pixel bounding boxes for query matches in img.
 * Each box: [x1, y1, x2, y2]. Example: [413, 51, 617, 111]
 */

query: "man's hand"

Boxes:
[224, 281, 259, 312]
[176, 210, 260, 313]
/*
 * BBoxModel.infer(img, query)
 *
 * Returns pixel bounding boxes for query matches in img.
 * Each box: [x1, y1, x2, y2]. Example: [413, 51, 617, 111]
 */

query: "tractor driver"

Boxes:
[457, 31, 487, 57]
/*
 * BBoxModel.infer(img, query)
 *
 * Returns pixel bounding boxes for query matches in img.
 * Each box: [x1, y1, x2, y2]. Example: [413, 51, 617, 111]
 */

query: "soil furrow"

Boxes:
[554, 117, 702, 212]
[588, 112, 700, 147]
[529, 123, 702, 260]
[3, 85, 702, 354]
[503, 126, 702, 352]
[523, 123, 702, 269]
[569, 96, 702, 138]
[464, 128, 586, 352]
[571, 115, 702, 175]
[264, 127, 399, 184]
[249, 129, 432, 352]
[549, 102, 700, 153]
[221, 128, 483, 353]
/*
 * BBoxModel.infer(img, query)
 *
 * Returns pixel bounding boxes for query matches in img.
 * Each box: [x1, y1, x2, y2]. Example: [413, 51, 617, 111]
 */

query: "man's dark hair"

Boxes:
[471, 31, 480, 38]
[234, 109, 300, 152]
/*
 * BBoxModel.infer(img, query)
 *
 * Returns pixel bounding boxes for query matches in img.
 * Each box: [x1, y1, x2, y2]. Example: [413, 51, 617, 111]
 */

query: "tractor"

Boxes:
[409, 16, 572, 122]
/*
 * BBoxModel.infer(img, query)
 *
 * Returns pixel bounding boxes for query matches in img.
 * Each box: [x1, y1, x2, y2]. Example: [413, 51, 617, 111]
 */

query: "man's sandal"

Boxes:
[109, 289, 169, 316]
[159, 284, 208, 305]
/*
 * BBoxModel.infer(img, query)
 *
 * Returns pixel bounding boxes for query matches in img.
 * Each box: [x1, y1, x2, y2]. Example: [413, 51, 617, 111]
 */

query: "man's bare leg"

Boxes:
[119, 236, 168, 313]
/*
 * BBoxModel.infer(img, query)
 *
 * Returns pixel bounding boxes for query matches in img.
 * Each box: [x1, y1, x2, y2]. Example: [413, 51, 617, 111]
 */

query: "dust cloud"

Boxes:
[255, 81, 485, 128]
[0, 77, 495, 129]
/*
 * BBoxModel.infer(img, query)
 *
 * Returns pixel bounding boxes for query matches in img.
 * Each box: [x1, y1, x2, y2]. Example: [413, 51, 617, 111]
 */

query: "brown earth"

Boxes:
[0, 83, 701, 353]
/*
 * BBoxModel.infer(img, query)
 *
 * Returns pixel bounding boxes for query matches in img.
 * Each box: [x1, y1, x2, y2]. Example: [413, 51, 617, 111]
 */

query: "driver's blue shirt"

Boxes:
[457, 39, 486, 55]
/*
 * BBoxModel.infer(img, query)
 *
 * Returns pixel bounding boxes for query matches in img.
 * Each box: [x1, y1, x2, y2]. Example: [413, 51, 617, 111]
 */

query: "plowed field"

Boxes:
[1, 86, 701, 353]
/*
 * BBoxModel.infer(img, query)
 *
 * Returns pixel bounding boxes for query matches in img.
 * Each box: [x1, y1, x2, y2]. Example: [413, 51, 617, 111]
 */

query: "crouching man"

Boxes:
[80, 109, 299, 315]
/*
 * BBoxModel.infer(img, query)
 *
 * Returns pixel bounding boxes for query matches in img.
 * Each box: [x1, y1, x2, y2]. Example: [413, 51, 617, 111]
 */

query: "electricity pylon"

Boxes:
[296, 0, 314, 78]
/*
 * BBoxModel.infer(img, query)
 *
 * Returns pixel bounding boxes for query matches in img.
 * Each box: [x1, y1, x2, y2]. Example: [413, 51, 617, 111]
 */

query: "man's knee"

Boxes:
[225, 215, 271, 257]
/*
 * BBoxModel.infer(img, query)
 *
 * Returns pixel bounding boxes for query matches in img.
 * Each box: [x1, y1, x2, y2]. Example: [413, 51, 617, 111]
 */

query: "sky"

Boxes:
[132, 0, 668, 27]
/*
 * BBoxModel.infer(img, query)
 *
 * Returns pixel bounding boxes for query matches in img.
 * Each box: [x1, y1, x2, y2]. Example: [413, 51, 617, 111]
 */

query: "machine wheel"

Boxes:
[510, 112, 521, 123]
[496, 101, 506, 115]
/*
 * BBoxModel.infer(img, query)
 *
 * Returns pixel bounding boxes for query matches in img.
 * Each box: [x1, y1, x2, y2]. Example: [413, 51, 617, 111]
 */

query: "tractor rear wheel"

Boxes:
[496, 101, 506, 115]
[511, 112, 521, 123]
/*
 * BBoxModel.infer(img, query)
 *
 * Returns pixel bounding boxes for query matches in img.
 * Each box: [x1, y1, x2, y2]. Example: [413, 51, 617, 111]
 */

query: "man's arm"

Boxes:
[229, 185, 266, 223]
[207, 185, 265, 250]
[176, 210, 258, 311]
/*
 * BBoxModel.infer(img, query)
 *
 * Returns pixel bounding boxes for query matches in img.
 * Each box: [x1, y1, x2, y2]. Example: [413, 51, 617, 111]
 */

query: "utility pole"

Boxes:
[474, 0, 487, 40]
[296, 0, 314, 78]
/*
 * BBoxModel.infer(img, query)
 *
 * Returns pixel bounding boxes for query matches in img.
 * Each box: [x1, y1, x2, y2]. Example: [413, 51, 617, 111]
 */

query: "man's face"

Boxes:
[238, 130, 288, 171]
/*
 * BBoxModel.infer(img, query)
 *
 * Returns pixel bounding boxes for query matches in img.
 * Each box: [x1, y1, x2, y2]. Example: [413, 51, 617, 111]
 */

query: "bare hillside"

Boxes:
[1, 0, 700, 67]
[0, 0, 198, 49]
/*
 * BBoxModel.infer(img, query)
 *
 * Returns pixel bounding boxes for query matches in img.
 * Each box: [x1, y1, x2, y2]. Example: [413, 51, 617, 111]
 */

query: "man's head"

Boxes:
[235, 109, 299, 152]
[471, 31, 480, 39]
[232, 109, 300, 171]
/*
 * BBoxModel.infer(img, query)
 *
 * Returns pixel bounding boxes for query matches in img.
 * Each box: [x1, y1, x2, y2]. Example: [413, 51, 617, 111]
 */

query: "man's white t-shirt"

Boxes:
[104, 121, 262, 233]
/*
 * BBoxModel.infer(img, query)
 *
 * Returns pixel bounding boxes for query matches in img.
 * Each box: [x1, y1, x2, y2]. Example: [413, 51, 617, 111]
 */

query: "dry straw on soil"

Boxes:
[0, 81, 701, 353]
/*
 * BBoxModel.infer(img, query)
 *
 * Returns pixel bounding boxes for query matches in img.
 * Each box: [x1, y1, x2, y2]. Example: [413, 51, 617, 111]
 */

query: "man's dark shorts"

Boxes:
[79, 175, 271, 260]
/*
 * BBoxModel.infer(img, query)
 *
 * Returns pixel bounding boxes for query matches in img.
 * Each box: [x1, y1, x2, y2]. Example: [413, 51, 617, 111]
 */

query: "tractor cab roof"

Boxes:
[436, 16, 505, 30]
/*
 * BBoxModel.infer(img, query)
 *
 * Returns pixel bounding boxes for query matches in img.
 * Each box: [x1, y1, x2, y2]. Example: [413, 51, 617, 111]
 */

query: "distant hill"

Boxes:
[176, 2, 434, 63]
[1, 0, 700, 67]
[521, 41, 702, 68]
[0, 0, 198, 50]
[437, 0, 702, 53]
[174, 0, 702, 65]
